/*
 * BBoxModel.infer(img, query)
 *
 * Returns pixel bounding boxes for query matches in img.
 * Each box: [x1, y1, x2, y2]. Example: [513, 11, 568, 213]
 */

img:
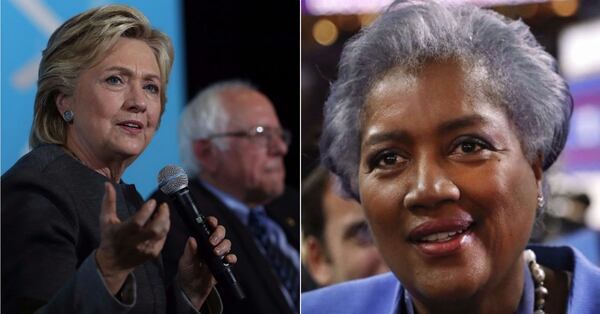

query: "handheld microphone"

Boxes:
[158, 165, 245, 300]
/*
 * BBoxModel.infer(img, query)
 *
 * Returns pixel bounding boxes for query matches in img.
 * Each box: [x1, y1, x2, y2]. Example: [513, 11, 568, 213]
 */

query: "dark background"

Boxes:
[183, 0, 300, 189]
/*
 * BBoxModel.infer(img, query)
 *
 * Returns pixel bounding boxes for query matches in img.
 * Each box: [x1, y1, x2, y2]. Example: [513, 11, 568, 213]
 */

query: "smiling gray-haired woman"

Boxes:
[302, 1, 600, 313]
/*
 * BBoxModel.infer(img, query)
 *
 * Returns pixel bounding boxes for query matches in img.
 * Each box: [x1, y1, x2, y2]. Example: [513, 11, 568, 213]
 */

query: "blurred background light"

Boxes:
[358, 14, 378, 27]
[559, 18, 600, 80]
[313, 18, 338, 46]
[304, 0, 392, 16]
[304, 0, 547, 15]
[551, 0, 579, 17]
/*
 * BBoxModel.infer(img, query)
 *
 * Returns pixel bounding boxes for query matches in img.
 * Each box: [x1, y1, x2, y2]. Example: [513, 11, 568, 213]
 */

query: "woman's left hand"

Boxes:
[177, 216, 237, 310]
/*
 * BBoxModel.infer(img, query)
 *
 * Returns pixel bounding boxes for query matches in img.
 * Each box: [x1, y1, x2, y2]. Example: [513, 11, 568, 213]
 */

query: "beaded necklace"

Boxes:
[524, 249, 548, 314]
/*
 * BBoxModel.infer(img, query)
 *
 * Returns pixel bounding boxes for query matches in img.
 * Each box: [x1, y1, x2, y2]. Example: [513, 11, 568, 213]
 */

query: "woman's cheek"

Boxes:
[360, 176, 402, 243]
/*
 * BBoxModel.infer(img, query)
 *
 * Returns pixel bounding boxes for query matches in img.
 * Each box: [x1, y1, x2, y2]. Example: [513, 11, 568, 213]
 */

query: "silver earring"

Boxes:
[537, 195, 545, 208]
[63, 110, 74, 123]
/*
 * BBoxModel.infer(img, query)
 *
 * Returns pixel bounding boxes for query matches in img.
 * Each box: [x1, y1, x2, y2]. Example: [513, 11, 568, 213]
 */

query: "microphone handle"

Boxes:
[171, 188, 246, 300]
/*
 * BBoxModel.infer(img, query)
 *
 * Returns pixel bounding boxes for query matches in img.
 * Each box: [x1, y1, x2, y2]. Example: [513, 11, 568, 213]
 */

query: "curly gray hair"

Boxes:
[320, 0, 572, 200]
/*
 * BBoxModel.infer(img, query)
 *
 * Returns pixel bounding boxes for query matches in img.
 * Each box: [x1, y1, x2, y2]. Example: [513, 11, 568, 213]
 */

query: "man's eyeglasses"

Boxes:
[207, 126, 292, 147]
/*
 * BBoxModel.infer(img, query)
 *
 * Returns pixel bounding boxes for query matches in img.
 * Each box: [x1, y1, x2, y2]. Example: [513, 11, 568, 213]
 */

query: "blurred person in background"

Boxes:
[550, 228, 600, 267]
[302, 1, 600, 313]
[532, 192, 592, 242]
[548, 193, 600, 266]
[152, 80, 299, 314]
[1, 5, 234, 313]
[302, 167, 388, 290]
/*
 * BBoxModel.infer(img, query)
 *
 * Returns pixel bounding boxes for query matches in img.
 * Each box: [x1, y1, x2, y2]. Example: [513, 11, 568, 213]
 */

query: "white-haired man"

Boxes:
[152, 80, 299, 314]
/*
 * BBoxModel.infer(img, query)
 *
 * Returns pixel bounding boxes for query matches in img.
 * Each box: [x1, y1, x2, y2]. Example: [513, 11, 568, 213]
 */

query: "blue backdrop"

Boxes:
[1, 0, 186, 197]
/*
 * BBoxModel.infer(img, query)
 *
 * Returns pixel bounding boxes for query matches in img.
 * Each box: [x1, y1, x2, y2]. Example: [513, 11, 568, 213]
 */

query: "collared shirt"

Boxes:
[199, 180, 300, 308]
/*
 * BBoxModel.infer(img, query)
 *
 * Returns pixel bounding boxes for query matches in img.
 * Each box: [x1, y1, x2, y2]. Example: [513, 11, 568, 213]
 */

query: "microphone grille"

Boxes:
[157, 165, 188, 194]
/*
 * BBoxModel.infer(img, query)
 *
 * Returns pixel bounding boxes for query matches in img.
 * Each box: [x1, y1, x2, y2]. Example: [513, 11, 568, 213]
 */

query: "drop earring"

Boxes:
[537, 195, 545, 209]
[63, 110, 74, 123]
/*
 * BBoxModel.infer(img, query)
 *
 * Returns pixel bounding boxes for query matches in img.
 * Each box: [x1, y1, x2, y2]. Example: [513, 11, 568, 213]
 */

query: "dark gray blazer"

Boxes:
[1, 144, 199, 314]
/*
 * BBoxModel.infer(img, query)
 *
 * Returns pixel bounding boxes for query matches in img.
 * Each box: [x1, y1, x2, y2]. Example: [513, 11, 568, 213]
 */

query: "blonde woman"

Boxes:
[2, 5, 234, 314]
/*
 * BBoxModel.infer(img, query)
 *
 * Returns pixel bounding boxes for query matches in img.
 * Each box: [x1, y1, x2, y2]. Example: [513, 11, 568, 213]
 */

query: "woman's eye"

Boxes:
[144, 83, 160, 94]
[460, 141, 478, 153]
[381, 154, 399, 165]
[451, 137, 492, 155]
[369, 150, 406, 170]
[105, 76, 123, 85]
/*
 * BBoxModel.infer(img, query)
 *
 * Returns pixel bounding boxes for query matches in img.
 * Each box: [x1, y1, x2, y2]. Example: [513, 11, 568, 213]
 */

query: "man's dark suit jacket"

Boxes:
[151, 178, 300, 314]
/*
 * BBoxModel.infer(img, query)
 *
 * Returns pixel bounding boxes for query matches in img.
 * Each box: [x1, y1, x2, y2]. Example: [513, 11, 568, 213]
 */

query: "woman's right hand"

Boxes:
[95, 182, 171, 295]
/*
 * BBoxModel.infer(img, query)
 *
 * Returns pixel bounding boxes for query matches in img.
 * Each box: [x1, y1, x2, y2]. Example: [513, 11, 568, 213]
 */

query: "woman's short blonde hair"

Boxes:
[30, 4, 174, 148]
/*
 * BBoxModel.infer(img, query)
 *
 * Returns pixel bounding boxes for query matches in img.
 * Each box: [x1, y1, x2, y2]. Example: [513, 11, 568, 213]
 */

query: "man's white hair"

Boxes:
[179, 80, 257, 176]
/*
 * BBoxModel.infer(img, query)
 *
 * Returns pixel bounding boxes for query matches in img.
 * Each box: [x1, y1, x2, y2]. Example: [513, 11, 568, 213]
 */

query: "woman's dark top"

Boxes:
[1, 144, 200, 314]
